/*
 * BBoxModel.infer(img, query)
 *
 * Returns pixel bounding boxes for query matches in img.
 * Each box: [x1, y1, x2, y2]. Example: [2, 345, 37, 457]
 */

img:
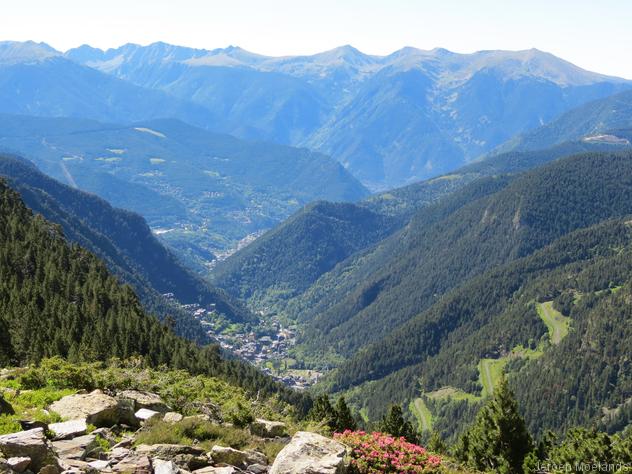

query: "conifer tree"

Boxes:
[378, 404, 419, 443]
[309, 394, 336, 426]
[332, 396, 357, 432]
[456, 376, 533, 473]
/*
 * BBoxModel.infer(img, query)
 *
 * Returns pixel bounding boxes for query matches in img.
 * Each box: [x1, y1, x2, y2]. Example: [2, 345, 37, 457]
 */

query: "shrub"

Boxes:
[334, 430, 442, 473]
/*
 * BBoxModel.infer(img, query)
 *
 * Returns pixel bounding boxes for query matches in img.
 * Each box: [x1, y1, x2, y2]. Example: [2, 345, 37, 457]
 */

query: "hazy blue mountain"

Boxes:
[495, 88, 632, 153]
[0, 114, 368, 271]
[0, 42, 217, 128]
[65, 42, 631, 188]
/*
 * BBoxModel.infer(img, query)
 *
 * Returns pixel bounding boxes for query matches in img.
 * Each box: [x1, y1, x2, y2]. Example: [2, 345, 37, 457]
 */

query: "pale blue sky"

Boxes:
[2, 0, 631, 78]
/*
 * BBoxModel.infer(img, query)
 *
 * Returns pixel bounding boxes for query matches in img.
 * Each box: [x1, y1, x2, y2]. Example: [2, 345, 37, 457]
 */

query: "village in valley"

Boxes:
[164, 294, 322, 391]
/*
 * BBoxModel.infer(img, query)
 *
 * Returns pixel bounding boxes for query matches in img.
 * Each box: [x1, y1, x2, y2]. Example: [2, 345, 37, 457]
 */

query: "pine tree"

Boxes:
[456, 376, 533, 474]
[378, 404, 419, 443]
[309, 394, 336, 427]
[332, 396, 357, 432]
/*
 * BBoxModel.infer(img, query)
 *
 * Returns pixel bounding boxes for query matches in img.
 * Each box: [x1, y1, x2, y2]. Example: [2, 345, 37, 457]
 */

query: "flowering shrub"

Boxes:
[334, 430, 442, 473]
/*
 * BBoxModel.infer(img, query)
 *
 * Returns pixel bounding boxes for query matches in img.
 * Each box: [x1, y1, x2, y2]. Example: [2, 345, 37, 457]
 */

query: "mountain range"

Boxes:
[1, 36, 632, 453]
[0, 40, 630, 190]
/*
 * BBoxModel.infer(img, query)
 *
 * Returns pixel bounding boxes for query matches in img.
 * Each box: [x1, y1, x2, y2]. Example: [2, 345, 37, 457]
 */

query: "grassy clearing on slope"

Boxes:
[425, 387, 479, 403]
[410, 398, 433, 432]
[536, 301, 571, 344]
[478, 358, 508, 398]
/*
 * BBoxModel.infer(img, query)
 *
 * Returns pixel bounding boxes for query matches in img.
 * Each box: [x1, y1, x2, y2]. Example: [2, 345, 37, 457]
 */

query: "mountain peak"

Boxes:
[0, 40, 59, 64]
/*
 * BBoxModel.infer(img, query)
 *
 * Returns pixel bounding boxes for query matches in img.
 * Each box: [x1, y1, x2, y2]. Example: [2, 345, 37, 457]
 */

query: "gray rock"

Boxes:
[39, 464, 62, 474]
[117, 390, 170, 413]
[269, 431, 348, 474]
[208, 446, 249, 468]
[171, 454, 209, 471]
[106, 446, 131, 462]
[49, 390, 119, 427]
[244, 450, 267, 466]
[247, 463, 268, 473]
[193, 467, 239, 474]
[153, 459, 180, 474]
[163, 412, 184, 423]
[87, 459, 111, 470]
[0, 428, 59, 473]
[6, 457, 30, 473]
[49, 419, 87, 441]
[111, 453, 152, 473]
[135, 408, 161, 422]
[52, 434, 100, 460]
[250, 420, 287, 439]
[57, 458, 99, 474]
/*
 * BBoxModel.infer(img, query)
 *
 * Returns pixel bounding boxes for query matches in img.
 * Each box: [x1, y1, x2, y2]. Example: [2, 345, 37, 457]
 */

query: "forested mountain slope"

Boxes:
[0, 114, 367, 271]
[0, 154, 252, 341]
[336, 218, 632, 439]
[212, 201, 400, 305]
[0, 179, 310, 412]
[290, 152, 632, 372]
[212, 140, 630, 312]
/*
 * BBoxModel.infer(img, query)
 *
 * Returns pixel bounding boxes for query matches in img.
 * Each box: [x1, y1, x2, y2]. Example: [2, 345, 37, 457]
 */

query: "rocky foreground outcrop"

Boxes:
[270, 432, 348, 474]
[0, 389, 351, 474]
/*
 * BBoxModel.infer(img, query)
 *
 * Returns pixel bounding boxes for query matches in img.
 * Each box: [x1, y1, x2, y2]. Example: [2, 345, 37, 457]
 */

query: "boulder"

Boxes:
[49, 390, 119, 427]
[111, 453, 152, 473]
[87, 459, 111, 470]
[163, 412, 184, 423]
[107, 446, 131, 463]
[0, 428, 59, 473]
[57, 458, 98, 474]
[117, 390, 170, 413]
[250, 419, 287, 438]
[244, 450, 267, 466]
[269, 431, 348, 474]
[48, 419, 87, 440]
[208, 446, 249, 467]
[153, 459, 180, 474]
[135, 408, 161, 422]
[52, 434, 100, 460]
[39, 464, 62, 474]
[6, 457, 30, 473]
[193, 467, 239, 474]
[170, 453, 209, 471]
[247, 463, 269, 473]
